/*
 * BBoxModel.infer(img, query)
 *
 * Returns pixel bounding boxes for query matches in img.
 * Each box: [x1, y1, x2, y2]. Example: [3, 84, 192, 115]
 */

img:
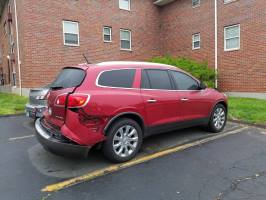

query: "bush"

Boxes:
[150, 56, 215, 88]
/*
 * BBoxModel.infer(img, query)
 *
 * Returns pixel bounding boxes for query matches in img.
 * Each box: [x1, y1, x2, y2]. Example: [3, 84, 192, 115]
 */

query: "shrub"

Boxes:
[150, 56, 215, 88]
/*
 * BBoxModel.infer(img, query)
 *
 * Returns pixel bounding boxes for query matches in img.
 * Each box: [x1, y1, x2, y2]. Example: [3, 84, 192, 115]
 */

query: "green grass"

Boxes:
[0, 93, 28, 115]
[228, 97, 266, 124]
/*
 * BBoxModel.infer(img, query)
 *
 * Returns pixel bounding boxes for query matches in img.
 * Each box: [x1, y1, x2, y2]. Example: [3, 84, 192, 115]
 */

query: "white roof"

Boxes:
[97, 61, 175, 68]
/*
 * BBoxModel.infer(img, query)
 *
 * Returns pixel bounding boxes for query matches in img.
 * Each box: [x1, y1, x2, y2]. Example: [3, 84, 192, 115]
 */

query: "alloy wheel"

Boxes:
[213, 107, 226, 130]
[112, 125, 139, 158]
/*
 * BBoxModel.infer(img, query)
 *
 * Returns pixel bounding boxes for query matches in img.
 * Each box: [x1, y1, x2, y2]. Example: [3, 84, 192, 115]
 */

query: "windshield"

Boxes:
[50, 68, 86, 89]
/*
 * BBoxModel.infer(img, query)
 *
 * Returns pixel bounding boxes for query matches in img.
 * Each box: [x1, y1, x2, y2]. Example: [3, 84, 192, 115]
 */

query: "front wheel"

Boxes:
[207, 104, 227, 133]
[102, 118, 143, 163]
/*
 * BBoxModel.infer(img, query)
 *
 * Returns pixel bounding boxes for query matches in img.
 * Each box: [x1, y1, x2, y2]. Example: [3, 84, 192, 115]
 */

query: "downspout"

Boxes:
[13, 0, 22, 95]
[214, 0, 218, 89]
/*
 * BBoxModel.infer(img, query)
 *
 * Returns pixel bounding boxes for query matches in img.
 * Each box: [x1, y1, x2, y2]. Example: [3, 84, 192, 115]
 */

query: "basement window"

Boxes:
[224, 24, 240, 51]
[192, 0, 200, 7]
[63, 21, 79, 46]
[103, 26, 112, 42]
[120, 29, 132, 51]
[119, 0, 130, 11]
[192, 33, 200, 50]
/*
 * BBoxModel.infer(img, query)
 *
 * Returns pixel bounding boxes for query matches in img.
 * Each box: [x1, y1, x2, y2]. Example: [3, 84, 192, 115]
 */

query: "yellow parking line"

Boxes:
[42, 126, 248, 193]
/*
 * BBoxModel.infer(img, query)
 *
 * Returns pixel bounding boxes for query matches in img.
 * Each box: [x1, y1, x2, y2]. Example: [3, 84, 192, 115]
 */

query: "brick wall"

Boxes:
[0, 0, 24, 88]
[1, 0, 265, 92]
[20, 0, 161, 88]
[218, 0, 266, 92]
[160, 0, 266, 92]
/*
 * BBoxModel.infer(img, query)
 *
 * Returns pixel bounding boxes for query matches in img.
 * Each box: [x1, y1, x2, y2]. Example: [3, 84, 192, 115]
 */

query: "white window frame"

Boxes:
[120, 29, 132, 51]
[192, 0, 200, 8]
[224, 0, 238, 4]
[103, 26, 112, 43]
[119, 0, 130, 11]
[62, 20, 80, 47]
[224, 24, 240, 51]
[192, 33, 200, 50]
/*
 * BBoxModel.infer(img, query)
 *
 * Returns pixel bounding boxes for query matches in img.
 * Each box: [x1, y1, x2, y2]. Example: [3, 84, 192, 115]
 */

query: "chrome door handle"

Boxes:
[147, 99, 157, 103]
[180, 98, 189, 101]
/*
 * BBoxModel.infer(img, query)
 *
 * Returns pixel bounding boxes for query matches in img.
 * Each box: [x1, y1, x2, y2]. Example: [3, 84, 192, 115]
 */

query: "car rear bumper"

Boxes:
[35, 118, 91, 158]
[25, 103, 47, 119]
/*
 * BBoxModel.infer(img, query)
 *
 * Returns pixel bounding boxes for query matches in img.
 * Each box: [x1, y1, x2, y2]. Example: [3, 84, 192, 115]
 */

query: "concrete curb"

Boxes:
[229, 119, 266, 129]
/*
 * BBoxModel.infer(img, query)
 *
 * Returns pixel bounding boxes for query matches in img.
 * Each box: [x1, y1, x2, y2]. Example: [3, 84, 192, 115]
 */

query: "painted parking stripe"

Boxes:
[8, 135, 35, 141]
[42, 126, 248, 193]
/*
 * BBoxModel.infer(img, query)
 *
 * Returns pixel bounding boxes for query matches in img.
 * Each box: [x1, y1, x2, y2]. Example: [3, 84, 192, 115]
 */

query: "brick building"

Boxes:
[0, 0, 265, 97]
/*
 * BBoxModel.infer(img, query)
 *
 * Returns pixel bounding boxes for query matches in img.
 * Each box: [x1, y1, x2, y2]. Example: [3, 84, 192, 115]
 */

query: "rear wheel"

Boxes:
[102, 118, 143, 163]
[207, 104, 227, 133]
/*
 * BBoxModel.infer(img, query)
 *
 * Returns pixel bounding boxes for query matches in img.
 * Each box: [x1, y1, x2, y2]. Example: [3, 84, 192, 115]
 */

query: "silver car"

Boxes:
[25, 86, 49, 119]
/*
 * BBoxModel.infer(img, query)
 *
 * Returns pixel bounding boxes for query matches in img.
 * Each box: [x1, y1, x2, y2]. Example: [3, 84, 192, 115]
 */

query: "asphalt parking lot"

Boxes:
[1, 115, 266, 200]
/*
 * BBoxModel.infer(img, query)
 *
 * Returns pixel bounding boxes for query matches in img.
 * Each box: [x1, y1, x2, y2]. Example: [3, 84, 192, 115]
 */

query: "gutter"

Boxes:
[13, 0, 22, 95]
[214, 0, 218, 88]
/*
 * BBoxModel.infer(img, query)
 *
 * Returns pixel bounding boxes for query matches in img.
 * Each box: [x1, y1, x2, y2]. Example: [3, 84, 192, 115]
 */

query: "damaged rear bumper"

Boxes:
[35, 118, 91, 158]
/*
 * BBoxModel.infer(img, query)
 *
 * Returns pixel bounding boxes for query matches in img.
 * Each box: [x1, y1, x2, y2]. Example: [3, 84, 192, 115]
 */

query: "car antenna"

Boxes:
[83, 54, 91, 64]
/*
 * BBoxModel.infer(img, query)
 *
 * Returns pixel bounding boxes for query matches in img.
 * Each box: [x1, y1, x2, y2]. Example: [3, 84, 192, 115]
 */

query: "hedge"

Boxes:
[150, 56, 215, 88]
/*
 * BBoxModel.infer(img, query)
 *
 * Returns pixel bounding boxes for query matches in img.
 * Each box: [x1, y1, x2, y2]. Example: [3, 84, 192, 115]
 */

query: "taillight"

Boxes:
[55, 94, 67, 107]
[68, 94, 89, 108]
[55, 93, 89, 108]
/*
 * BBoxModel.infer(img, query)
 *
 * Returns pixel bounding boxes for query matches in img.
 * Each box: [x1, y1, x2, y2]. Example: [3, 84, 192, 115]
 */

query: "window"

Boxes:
[171, 71, 199, 90]
[51, 68, 85, 89]
[103, 27, 112, 42]
[63, 21, 79, 46]
[119, 0, 130, 10]
[192, 0, 200, 7]
[98, 69, 136, 88]
[224, 24, 240, 51]
[224, 0, 237, 4]
[142, 69, 172, 90]
[192, 33, 200, 50]
[120, 29, 132, 50]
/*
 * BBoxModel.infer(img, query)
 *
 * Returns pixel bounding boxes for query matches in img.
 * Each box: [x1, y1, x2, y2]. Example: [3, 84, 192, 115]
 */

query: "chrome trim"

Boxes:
[95, 67, 207, 92]
[35, 119, 50, 140]
[147, 99, 157, 103]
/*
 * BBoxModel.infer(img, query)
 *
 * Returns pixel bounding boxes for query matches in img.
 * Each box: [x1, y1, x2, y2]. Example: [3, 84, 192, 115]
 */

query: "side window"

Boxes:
[171, 71, 199, 90]
[98, 69, 136, 88]
[141, 70, 150, 89]
[143, 69, 172, 90]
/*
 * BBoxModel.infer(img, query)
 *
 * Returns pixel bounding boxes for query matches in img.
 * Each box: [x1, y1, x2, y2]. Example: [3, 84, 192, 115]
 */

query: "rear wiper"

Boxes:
[50, 86, 64, 90]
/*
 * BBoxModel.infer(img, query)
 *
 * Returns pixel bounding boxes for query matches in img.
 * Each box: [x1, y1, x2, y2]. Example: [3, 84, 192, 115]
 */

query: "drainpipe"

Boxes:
[214, 0, 218, 89]
[13, 0, 22, 95]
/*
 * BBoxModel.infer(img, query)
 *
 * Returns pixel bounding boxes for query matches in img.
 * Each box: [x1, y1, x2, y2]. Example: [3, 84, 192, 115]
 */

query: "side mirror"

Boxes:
[198, 82, 207, 90]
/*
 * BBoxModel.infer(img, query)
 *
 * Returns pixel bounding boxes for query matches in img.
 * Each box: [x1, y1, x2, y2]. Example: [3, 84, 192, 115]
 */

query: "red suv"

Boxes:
[35, 61, 227, 162]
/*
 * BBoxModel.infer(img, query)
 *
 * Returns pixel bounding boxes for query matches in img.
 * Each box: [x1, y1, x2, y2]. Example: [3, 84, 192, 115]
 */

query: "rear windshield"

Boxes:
[50, 68, 85, 89]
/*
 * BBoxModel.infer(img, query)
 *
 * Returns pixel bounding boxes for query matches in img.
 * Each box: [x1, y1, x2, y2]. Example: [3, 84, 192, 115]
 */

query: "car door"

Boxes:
[141, 69, 182, 133]
[170, 70, 212, 121]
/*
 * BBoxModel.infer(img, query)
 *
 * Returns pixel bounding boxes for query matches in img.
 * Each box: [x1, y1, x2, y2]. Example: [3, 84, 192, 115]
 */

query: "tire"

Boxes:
[102, 118, 143, 163]
[207, 103, 227, 133]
